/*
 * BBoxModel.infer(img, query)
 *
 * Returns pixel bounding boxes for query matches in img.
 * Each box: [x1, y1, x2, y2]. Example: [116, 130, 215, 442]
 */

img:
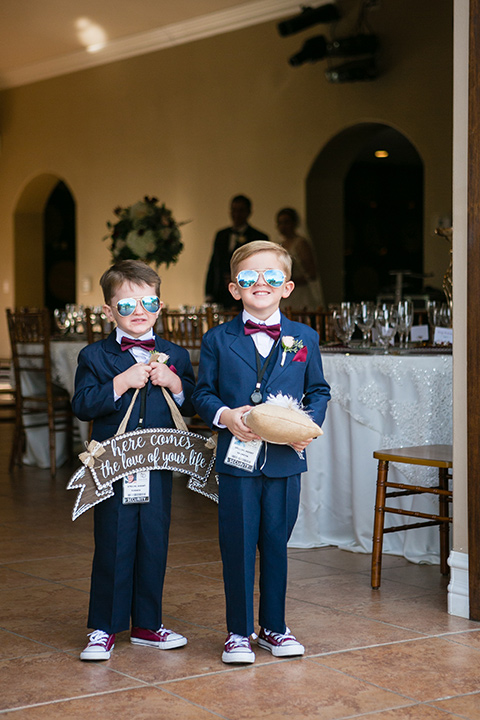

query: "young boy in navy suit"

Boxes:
[72, 260, 195, 661]
[193, 241, 330, 663]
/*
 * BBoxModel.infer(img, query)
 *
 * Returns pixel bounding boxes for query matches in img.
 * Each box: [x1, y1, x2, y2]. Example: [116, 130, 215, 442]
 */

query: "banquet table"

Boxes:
[288, 349, 453, 565]
[22, 339, 89, 468]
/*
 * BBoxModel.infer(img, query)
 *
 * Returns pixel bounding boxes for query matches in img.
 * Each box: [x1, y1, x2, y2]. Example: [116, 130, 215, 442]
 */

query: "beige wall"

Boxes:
[0, 0, 452, 352]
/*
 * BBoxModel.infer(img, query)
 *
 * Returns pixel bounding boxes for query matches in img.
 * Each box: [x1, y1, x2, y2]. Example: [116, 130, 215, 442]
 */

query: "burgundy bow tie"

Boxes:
[244, 320, 281, 341]
[120, 337, 156, 352]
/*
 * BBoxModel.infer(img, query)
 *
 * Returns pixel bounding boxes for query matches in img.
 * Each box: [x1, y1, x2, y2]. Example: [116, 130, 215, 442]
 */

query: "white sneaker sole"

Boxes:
[257, 638, 305, 657]
[222, 650, 255, 664]
[80, 646, 113, 661]
[130, 636, 187, 649]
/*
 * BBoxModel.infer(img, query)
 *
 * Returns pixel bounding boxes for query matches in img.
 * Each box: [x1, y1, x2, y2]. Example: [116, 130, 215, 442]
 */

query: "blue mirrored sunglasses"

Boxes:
[115, 296, 160, 317]
[236, 268, 286, 288]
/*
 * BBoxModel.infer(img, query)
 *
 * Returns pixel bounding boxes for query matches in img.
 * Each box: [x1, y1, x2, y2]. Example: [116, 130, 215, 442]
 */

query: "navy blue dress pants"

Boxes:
[218, 472, 301, 637]
[88, 470, 172, 634]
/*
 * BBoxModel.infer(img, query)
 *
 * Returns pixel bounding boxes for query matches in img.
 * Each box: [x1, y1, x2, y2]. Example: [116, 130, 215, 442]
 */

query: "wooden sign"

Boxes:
[67, 428, 218, 520]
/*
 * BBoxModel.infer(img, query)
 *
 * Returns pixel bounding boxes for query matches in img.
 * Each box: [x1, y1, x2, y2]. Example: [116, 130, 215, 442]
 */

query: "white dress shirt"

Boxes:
[213, 309, 282, 428]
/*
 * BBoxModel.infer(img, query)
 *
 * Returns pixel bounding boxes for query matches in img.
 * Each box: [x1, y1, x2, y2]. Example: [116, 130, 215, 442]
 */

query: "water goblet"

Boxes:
[375, 303, 398, 353]
[355, 301, 375, 347]
[396, 300, 414, 348]
[332, 302, 356, 346]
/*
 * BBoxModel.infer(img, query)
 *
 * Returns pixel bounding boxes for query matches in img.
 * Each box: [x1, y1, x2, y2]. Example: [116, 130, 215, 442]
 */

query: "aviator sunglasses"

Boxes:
[115, 296, 161, 317]
[236, 268, 286, 289]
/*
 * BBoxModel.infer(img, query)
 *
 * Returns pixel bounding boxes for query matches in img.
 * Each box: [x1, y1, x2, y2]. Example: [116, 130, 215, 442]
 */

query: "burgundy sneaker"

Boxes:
[257, 627, 305, 657]
[80, 630, 115, 660]
[222, 633, 255, 664]
[130, 625, 187, 649]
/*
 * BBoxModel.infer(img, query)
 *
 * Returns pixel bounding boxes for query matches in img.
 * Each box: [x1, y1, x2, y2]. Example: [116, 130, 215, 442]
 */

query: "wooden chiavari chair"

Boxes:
[7, 307, 74, 478]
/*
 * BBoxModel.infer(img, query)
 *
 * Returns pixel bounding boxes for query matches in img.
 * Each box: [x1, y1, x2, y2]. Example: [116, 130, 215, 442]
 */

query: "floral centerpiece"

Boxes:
[104, 196, 185, 267]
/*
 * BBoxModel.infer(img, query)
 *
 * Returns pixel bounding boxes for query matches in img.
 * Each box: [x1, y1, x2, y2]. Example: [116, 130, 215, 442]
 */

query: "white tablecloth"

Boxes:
[22, 340, 88, 468]
[289, 352, 453, 564]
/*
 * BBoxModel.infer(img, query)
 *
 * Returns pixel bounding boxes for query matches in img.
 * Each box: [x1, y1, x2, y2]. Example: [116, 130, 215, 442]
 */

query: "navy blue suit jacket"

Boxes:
[192, 313, 330, 477]
[72, 331, 195, 442]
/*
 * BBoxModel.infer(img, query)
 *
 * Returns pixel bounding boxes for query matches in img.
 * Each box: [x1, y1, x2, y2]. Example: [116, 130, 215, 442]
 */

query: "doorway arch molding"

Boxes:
[13, 173, 72, 307]
[306, 122, 422, 305]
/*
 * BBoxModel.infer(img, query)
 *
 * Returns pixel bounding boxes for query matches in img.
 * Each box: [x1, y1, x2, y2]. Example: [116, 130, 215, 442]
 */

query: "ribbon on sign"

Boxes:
[79, 439, 106, 468]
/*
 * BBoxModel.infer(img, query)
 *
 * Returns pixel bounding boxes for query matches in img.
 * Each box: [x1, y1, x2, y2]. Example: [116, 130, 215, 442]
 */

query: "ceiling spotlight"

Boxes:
[289, 33, 379, 67]
[277, 3, 340, 37]
[325, 57, 378, 83]
[326, 34, 378, 57]
[289, 36, 328, 66]
[375, 150, 389, 158]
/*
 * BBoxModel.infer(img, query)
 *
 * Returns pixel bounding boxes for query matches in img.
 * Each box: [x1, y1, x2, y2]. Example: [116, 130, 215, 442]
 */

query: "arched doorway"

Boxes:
[13, 174, 76, 310]
[44, 181, 76, 311]
[306, 123, 424, 305]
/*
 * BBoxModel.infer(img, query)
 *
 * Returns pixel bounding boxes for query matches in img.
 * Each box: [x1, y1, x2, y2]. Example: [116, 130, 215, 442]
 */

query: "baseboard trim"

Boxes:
[448, 550, 469, 618]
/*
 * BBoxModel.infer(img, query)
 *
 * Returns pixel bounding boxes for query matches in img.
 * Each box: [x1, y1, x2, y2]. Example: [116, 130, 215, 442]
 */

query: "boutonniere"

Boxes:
[150, 350, 177, 374]
[150, 351, 168, 364]
[280, 336, 304, 366]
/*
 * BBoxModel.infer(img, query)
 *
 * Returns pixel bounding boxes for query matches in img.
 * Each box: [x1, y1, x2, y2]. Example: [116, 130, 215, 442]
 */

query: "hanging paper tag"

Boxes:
[123, 470, 150, 504]
[224, 436, 262, 472]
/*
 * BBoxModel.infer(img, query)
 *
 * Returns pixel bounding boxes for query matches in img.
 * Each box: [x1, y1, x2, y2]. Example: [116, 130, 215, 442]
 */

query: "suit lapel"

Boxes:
[105, 331, 135, 374]
[226, 314, 258, 372]
[268, 314, 304, 385]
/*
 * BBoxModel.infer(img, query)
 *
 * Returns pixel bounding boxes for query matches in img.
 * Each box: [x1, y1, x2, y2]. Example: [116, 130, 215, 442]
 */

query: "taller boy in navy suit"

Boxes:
[193, 240, 330, 663]
[72, 260, 195, 661]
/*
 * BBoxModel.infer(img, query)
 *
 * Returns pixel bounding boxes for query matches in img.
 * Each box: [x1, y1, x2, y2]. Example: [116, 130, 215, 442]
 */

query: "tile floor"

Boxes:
[1, 423, 480, 719]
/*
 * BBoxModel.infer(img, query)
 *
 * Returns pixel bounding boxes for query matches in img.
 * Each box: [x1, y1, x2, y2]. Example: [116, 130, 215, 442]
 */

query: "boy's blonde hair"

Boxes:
[230, 241, 292, 280]
[100, 260, 161, 303]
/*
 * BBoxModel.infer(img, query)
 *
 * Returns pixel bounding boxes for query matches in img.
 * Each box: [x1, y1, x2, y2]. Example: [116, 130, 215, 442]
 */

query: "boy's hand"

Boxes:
[149, 361, 182, 395]
[220, 406, 261, 442]
[113, 363, 152, 396]
[290, 438, 313, 452]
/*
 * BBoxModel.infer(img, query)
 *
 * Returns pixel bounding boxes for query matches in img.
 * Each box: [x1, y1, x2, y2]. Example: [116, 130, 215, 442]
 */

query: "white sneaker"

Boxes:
[222, 633, 255, 664]
[130, 625, 187, 649]
[257, 627, 305, 657]
[80, 630, 115, 660]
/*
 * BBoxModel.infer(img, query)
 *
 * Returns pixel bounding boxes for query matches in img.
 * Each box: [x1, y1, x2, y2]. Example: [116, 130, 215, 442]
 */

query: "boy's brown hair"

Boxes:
[230, 241, 292, 280]
[100, 260, 161, 303]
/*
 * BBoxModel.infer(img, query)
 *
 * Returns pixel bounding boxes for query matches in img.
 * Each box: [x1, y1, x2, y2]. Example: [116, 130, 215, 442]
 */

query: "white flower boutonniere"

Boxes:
[150, 351, 169, 364]
[280, 336, 304, 366]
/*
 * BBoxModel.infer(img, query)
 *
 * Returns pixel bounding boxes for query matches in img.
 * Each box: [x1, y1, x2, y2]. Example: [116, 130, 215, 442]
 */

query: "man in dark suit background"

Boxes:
[205, 195, 269, 307]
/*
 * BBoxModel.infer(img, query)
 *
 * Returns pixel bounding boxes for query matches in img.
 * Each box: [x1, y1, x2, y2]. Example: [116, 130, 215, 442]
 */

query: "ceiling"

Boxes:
[0, 0, 315, 88]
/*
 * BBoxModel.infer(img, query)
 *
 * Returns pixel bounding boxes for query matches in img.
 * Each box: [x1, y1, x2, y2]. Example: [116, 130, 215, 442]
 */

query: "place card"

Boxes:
[433, 326, 453, 345]
[411, 325, 429, 342]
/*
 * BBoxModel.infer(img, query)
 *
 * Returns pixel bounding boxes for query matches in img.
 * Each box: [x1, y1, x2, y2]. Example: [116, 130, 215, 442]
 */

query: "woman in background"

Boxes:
[276, 208, 324, 310]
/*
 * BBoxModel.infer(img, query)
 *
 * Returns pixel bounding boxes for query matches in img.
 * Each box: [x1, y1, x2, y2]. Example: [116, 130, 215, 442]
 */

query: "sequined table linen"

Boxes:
[289, 353, 453, 564]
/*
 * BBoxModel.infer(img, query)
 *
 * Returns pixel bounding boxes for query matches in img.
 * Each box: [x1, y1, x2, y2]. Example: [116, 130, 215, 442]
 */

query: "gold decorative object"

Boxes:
[435, 226, 452, 313]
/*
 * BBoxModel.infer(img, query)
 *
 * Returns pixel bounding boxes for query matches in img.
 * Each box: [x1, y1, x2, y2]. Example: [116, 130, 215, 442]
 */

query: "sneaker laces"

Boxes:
[87, 630, 111, 646]
[264, 627, 295, 642]
[227, 633, 251, 649]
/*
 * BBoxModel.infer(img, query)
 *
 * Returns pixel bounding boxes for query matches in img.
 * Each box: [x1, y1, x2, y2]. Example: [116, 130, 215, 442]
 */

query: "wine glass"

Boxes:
[396, 300, 414, 348]
[375, 303, 398, 352]
[355, 301, 375, 347]
[53, 308, 70, 335]
[332, 302, 356, 346]
[427, 301, 451, 343]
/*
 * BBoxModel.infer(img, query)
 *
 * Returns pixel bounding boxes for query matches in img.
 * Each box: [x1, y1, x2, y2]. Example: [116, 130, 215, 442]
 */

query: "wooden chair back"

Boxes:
[6, 307, 73, 477]
[84, 307, 115, 344]
[283, 308, 335, 343]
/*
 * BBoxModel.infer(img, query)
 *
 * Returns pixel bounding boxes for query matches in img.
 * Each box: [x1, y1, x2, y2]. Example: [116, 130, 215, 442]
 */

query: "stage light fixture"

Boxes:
[289, 36, 328, 66]
[326, 33, 378, 57]
[289, 33, 379, 67]
[325, 56, 378, 83]
[277, 3, 340, 37]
